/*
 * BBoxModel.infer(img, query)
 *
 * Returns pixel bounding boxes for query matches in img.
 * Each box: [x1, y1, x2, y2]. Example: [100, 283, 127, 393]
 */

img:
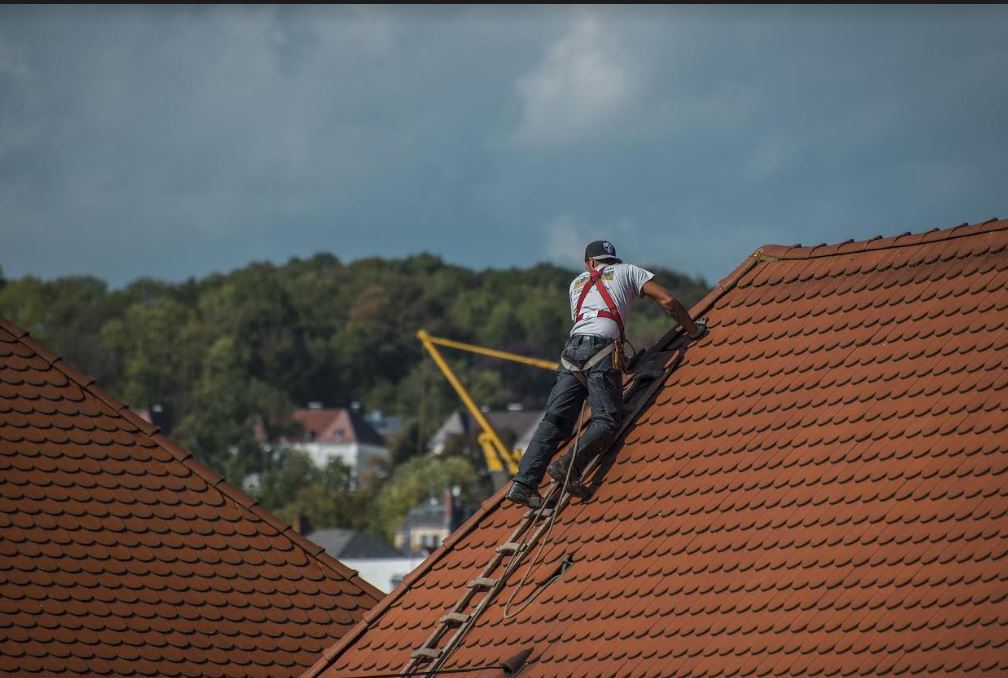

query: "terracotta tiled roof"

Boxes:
[0, 317, 384, 677]
[305, 218, 1008, 677]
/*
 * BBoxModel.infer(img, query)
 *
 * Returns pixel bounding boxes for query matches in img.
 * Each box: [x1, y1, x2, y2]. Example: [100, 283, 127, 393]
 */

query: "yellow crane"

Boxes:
[417, 329, 556, 481]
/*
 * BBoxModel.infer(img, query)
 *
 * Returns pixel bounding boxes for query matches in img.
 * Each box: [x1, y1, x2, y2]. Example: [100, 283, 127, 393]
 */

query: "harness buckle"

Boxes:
[560, 341, 621, 386]
[612, 343, 624, 371]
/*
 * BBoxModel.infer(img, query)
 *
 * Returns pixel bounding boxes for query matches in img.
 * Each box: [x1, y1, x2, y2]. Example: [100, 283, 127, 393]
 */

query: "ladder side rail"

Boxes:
[422, 488, 572, 676]
[397, 489, 560, 675]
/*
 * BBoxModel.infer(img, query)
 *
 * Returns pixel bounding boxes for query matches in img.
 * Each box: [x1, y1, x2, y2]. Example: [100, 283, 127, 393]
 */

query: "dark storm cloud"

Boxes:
[1, 5, 1006, 285]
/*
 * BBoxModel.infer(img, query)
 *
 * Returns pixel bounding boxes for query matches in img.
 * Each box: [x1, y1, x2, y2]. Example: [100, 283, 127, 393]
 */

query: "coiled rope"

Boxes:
[501, 400, 588, 619]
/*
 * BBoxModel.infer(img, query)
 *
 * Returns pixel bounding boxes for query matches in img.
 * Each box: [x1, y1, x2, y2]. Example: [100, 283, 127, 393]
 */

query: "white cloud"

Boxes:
[0, 36, 29, 77]
[545, 214, 585, 265]
[3, 6, 1007, 285]
[514, 15, 633, 146]
[545, 214, 640, 266]
[743, 138, 801, 179]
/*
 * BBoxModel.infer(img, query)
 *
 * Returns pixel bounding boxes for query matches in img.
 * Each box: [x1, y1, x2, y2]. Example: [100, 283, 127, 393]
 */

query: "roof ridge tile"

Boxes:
[105, 395, 161, 437]
[759, 217, 1007, 261]
[48, 357, 95, 390]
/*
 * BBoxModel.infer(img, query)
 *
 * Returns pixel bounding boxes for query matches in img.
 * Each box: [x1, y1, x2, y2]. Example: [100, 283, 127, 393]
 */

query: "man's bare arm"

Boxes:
[641, 280, 702, 337]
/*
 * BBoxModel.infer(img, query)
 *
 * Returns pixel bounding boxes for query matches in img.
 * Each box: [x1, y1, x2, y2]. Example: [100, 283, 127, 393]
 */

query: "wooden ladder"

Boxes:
[400, 335, 688, 676]
[399, 480, 572, 676]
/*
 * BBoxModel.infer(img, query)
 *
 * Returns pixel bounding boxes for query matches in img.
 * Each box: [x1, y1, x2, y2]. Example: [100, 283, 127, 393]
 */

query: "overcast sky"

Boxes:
[2, 5, 1006, 287]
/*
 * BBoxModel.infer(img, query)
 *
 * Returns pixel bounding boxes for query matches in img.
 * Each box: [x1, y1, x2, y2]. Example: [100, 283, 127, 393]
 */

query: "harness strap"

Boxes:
[560, 342, 617, 386]
[574, 265, 625, 342]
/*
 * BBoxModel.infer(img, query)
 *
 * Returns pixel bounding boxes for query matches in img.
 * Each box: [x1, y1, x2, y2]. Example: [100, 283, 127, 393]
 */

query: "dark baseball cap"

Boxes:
[584, 240, 621, 263]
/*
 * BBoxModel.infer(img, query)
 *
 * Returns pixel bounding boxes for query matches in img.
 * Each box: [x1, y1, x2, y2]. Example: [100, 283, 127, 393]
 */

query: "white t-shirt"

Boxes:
[568, 263, 655, 340]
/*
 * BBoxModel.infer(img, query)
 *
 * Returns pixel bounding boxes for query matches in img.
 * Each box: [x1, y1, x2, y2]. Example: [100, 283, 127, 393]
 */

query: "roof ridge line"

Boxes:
[0, 314, 383, 605]
[759, 217, 1006, 261]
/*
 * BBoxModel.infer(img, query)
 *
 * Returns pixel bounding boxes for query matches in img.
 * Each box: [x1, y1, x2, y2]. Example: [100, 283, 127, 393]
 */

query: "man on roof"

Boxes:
[505, 240, 706, 509]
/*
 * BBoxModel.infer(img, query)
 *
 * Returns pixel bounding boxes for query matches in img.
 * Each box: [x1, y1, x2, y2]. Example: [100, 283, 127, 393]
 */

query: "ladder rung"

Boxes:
[496, 542, 523, 554]
[411, 647, 441, 661]
[439, 612, 470, 626]
[468, 577, 496, 590]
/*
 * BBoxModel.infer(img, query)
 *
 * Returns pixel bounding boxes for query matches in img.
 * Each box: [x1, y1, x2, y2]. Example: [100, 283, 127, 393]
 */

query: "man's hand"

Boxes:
[688, 317, 708, 340]
[641, 280, 701, 337]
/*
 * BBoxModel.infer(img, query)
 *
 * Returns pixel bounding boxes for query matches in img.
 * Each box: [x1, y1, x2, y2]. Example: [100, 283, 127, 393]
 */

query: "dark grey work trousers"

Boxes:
[514, 334, 623, 489]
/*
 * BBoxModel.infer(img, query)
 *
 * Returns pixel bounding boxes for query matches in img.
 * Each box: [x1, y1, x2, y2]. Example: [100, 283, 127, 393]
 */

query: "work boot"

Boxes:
[547, 457, 590, 499]
[505, 481, 543, 510]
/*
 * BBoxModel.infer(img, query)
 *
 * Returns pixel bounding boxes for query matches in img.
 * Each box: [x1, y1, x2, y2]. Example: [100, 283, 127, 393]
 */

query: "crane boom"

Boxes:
[420, 333, 558, 371]
[417, 329, 556, 481]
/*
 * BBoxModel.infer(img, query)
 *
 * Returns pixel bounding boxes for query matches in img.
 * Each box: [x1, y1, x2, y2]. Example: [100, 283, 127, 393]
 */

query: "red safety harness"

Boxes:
[574, 264, 625, 342]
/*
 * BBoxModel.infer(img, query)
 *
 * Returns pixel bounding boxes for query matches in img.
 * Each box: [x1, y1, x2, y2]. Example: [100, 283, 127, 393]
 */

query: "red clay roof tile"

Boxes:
[0, 317, 383, 677]
[304, 217, 1008, 677]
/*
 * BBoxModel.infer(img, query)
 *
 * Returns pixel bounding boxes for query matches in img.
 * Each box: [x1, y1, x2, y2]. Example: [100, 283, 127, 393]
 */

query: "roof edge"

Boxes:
[759, 216, 1005, 261]
[0, 315, 384, 607]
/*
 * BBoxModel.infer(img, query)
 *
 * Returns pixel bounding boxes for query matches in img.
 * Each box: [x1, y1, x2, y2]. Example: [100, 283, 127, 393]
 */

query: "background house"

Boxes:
[428, 406, 543, 457]
[306, 527, 405, 560]
[363, 409, 403, 446]
[305, 527, 421, 593]
[394, 488, 470, 557]
[275, 404, 390, 478]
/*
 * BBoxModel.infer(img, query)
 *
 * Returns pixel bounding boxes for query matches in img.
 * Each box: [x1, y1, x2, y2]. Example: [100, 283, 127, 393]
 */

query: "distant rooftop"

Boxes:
[428, 408, 544, 454]
[284, 407, 386, 447]
[307, 528, 404, 560]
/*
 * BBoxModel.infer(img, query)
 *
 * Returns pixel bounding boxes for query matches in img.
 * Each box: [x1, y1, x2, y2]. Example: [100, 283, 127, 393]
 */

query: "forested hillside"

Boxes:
[0, 254, 708, 536]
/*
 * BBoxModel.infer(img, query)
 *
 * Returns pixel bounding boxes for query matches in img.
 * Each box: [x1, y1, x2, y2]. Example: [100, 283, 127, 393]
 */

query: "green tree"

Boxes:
[99, 298, 202, 417]
[197, 264, 311, 395]
[272, 455, 370, 530]
[0, 253, 710, 518]
[255, 449, 324, 510]
[387, 419, 424, 466]
[0, 275, 125, 384]
[371, 455, 479, 542]
[171, 336, 293, 482]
